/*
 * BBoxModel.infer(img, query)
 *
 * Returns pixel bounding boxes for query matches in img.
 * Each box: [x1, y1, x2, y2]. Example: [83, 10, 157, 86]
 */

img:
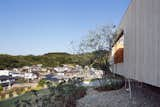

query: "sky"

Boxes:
[0, 0, 131, 55]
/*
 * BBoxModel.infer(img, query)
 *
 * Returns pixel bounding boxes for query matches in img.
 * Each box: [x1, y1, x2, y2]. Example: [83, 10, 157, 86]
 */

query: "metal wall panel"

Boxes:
[135, 0, 143, 82]
[113, 0, 160, 87]
[153, 0, 160, 86]
[111, 63, 124, 76]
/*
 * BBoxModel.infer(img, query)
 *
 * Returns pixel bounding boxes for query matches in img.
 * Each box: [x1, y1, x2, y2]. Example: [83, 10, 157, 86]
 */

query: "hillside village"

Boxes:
[0, 64, 103, 90]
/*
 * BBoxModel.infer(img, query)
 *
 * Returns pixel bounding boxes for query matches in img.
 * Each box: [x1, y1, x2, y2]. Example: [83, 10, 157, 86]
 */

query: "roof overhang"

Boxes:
[112, 29, 124, 47]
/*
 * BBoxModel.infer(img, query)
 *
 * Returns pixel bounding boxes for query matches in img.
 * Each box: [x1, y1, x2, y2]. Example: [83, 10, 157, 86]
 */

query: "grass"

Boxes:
[0, 89, 50, 107]
[90, 78, 100, 82]
[84, 78, 100, 82]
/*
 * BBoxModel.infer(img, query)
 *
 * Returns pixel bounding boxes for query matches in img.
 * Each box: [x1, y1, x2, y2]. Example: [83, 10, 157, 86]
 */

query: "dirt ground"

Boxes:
[77, 84, 160, 107]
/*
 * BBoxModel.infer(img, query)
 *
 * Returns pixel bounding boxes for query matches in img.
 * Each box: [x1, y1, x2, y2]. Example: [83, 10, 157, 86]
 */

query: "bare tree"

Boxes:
[78, 25, 116, 53]
[71, 25, 116, 71]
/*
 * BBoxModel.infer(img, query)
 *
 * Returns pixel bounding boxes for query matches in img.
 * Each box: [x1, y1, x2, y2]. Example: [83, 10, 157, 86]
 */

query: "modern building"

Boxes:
[111, 0, 160, 87]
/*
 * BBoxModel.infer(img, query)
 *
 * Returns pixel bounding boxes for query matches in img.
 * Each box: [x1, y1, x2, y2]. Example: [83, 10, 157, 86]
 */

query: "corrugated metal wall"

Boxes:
[114, 0, 160, 87]
[111, 63, 124, 76]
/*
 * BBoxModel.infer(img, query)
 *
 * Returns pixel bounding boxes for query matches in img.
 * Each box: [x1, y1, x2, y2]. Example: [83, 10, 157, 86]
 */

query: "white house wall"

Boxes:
[114, 0, 160, 87]
[112, 63, 124, 76]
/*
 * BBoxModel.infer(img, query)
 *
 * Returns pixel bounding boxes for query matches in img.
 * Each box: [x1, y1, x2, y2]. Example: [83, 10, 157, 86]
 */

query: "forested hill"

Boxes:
[0, 51, 108, 70]
[0, 52, 95, 69]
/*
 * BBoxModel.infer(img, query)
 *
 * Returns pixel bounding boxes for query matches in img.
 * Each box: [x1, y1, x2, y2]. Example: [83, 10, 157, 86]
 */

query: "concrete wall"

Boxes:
[113, 0, 160, 87]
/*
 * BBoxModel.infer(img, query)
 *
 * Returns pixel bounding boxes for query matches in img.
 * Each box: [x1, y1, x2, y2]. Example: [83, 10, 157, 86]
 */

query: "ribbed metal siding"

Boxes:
[114, 0, 160, 87]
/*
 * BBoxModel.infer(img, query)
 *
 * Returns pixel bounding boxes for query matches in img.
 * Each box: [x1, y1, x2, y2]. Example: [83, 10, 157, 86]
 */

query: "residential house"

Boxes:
[11, 72, 24, 78]
[24, 73, 37, 80]
[0, 70, 15, 88]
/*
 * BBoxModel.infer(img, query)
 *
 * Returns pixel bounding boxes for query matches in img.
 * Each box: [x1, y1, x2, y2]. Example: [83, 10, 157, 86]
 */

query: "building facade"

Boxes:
[111, 0, 160, 87]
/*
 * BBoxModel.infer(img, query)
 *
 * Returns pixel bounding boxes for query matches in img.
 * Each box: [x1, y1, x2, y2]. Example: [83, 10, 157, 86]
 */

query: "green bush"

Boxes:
[0, 85, 3, 92]
[38, 79, 46, 87]
[95, 74, 125, 91]
[2, 77, 87, 107]
[44, 78, 86, 107]
[52, 84, 86, 107]
[9, 92, 13, 97]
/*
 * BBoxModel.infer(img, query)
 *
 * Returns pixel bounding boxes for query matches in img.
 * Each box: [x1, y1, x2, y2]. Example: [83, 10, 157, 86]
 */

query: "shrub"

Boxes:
[0, 92, 6, 100]
[0, 85, 3, 92]
[11, 77, 87, 107]
[95, 74, 125, 91]
[75, 86, 87, 99]
[46, 78, 86, 107]
[9, 92, 13, 97]
[38, 79, 46, 87]
[15, 87, 25, 95]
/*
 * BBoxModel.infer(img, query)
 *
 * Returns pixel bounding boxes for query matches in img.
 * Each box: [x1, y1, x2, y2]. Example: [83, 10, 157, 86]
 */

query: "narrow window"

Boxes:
[113, 29, 124, 64]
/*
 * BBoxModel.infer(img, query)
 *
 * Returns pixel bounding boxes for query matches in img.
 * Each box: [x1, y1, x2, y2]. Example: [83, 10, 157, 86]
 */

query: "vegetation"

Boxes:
[71, 25, 116, 73]
[95, 73, 125, 91]
[0, 87, 29, 101]
[0, 89, 50, 107]
[38, 79, 47, 87]
[0, 85, 3, 93]
[0, 51, 109, 71]
[77, 25, 115, 53]
[0, 53, 89, 69]
[0, 77, 86, 107]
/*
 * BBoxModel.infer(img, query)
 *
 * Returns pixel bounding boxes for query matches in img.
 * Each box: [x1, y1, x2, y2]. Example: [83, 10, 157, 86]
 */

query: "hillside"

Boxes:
[0, 51, 108, 70]
[0, 52, 91, 69]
